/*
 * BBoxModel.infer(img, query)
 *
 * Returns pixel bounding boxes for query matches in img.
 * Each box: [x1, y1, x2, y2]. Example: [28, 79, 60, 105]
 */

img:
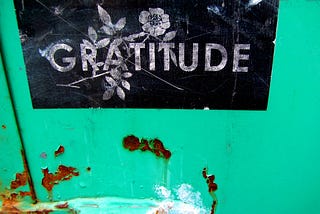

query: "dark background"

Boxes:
[15, 0, 279, 109]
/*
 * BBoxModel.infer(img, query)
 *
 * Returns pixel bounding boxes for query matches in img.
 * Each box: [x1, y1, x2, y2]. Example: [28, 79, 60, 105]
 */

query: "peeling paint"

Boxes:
[10, 171, 28, 189]
[54, 145, 65, 157]
[202, 168, 218, 214]
[41, 165, 79, 192]
[123, 135, 171, 159]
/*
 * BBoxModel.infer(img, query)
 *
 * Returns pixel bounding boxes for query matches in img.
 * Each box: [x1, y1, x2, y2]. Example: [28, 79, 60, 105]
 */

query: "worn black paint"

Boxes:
[16, 0, 279, 110]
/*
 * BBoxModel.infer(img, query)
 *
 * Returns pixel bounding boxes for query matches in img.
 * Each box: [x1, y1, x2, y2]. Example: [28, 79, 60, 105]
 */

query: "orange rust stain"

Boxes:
[54, 145, 65, 157]
[10, 171, 28, 189]
[41, 165, 79, 191]
[29, 209, 53, 213]
[123, 135, 171, 159]
[19, 191, 32, 197]
[202, 167, 218, 214]
[55, 202, 69, 209]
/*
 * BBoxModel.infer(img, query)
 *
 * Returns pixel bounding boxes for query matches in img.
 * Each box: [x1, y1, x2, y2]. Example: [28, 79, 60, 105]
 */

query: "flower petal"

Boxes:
[161, 14, 169, 23]
[142, 23, 152, 32]
[161, 21, 170, 29]
[139, 11, 150, 24]
[149, 8, 164, 15]
[154, 27, 166, 36]
[148, 27, 156, 36]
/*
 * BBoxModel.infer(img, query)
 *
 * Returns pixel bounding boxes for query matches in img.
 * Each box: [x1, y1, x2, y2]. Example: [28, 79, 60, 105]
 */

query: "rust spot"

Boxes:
[41, 165, 79, 191]
[19, 191, 32, 197]
[54, 145, 65, 157]
[2, 124, 6, 129]
[29, 209, 53, 213]
[10, 171, 28, 189]
[86, 167, 91, 172]
[202, 167, 218, 214]
[123, 135, 171, 160]
[55, 202, 69, 209]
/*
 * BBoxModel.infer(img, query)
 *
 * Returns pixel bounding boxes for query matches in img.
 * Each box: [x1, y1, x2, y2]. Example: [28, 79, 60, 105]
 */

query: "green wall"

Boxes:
[1, 0, 320, 213]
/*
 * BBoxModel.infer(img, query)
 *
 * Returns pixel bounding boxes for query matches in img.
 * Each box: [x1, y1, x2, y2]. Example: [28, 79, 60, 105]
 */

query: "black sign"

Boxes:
[16, 0, 279, 109]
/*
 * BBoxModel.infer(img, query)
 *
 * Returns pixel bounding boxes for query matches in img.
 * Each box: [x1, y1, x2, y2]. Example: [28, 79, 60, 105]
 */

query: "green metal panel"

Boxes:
[0, 53, 34, 206]
[0, 0, 320, 213]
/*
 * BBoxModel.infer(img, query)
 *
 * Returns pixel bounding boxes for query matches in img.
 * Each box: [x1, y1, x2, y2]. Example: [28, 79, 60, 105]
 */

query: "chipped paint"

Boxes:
[123, 135, 171, 159]
[10, 171, 28, 189]
[54, 145, 65, 157]
[1, 124, 6, 129]
[41, 165, 79, 192]
[202, 168, 218, 214]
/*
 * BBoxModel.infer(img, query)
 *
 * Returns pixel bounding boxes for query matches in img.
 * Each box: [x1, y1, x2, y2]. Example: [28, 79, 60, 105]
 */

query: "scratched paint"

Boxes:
[41, 165, 79, 192]
[17, 1, 279, 109]
[123, 135, 171, 159]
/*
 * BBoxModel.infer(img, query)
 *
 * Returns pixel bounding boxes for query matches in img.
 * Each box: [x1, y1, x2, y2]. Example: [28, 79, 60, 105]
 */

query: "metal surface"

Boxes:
[1, 0, 320, 213]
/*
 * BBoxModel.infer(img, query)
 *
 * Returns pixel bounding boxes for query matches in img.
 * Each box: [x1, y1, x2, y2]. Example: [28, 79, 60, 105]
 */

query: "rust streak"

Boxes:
[21, 150, 37, 201]
[202, 167, 218, 214]
[41, 165, 79, 191]
[123, 135, 171, 159]
[54, 145, 65, 157]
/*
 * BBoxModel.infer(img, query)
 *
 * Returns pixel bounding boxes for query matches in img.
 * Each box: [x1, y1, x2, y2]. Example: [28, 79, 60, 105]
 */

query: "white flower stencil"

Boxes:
[55, 6, 180, 101]
[139, 8, 170, 36]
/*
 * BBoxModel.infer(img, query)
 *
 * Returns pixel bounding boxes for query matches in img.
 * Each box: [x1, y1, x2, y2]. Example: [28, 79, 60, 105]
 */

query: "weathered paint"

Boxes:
[41, 165, 80, 192]
[202, 168, 218, 214]
[0, 52, 36, 209]
[54, 145, 65, 157]
[123, 135, 171, 159]
[1, 1, 320, 214]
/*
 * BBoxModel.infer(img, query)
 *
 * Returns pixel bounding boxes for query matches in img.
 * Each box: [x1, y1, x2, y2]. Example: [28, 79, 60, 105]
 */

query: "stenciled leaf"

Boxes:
[96, 38, 110, 48]
[98, 5, 112, 25]
[116, 86, 125, 100]
[122, 72, 133, 78]
[96, 62, 104, 67]
[88, 26, 97, 42]
[110, 38, 123, 47]
[114, 17, 126, 31]
[101, 25, 114, 36]
[121, 80, 131, 91]
[170, 49, 178, 67]
[163, 31, 177, 41]
[82, 39, 95, 49]
[103, 89, 114, 100]
[105, 76, 116, 86]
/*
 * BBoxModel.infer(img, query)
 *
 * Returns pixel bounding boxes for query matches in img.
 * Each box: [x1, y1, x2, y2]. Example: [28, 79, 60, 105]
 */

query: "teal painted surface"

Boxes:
[0, 0, 320, 213]
[0, 54, 31, 199]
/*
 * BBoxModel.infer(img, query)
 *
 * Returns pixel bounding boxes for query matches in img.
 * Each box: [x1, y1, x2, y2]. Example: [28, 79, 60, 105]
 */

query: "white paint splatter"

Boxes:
[148, 184, 209, 214]
[155, 185, 172, 199]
